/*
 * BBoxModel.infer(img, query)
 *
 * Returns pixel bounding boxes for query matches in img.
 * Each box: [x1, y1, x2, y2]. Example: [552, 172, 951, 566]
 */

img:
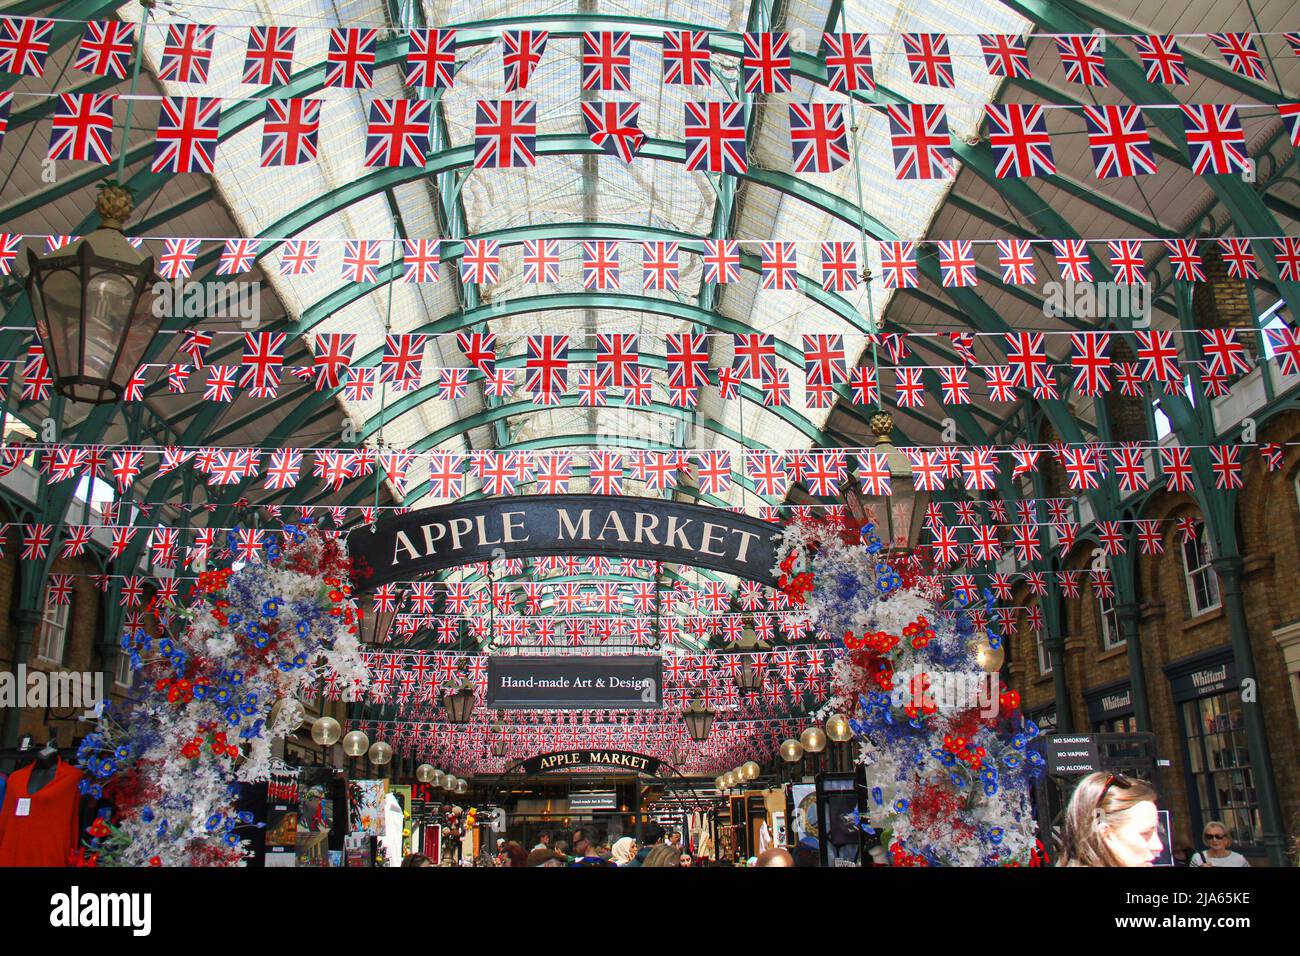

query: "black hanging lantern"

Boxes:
[442, 681, 475, 724]
[491, 725, 508, 759]
[845, 411, 928, 550]
[356, 599, 398, 646]
[737, 656, 765, 693]
[682, 691, 716, 742]
[24, 183, 161, 404]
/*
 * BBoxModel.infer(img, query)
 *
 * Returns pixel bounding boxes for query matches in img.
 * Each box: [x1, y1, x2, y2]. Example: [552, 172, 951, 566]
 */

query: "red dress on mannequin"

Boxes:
[0, 758, 83, 867]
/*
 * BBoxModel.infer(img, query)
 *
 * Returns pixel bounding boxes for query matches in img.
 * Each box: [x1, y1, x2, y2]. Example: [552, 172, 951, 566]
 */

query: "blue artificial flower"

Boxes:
[158, 638, 174, 655]
[225, 707, 241, 725]
[292, 653, 307, 668]
[262, 599, 280, 617]
[296, 620, 311, 637]
[989, 826, 1004, 845]
[893, 799, 909, 813]
[141, 808, 154, 823]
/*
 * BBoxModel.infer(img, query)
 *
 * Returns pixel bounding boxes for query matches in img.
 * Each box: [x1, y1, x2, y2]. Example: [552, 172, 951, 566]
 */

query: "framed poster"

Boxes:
[771, 811, 787, 849]
[815, 773, 861, 867]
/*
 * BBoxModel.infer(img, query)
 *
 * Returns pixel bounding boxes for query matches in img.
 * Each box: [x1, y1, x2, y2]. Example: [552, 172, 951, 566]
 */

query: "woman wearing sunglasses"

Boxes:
[1058, 772, 1164, 866]
[1190, 822, 1250, 867]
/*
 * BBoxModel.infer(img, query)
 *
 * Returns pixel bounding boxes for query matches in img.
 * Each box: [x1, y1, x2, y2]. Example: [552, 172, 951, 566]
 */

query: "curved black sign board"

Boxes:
[515, 749, 664, 776]
[348, 494, 779, 592]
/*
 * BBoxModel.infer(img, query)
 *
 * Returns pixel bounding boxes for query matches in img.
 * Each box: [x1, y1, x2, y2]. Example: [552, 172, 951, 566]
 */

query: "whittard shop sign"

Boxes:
[488, 655, 662, 710]
[349, 495, 779, 591]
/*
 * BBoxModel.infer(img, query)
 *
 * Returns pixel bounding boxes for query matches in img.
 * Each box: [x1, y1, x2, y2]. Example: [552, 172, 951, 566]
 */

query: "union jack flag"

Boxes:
[663, 30, 711, 85]
[1265, 324, 1300, 375]
[204, 365, 238, 402]
[702, 239, 740, 283]
[894, 366, 925, 407]
[802, 334, 847, 386]
[1055, 34, 1106, 86]
[1133, 34, 1187, 85]
[760, 241, 797, 290]
[666, 332, 709, 389]
[878, 241, 918, 288]
[1163, 238, 1204, 282]
[581, 101, 644, 163]
[937, 240, 978, 287]
[887, 104, 952, 179]
[20, 344, 50, 401]
[456, 331, 495, 376]
[1210, 32, 1266, 80]
[1052, 239, 1093, 281]
[325, 28, 376, 88]
[684, 101, 746, 174]
[824, 33, 874, 91]
[747, 452, 790, 497]
[1281, 103, 1300, 148]
[985, 103, 1054, 177]
[1107, 240, 1146, 284]
[1134, 329, 1180, 381]
[979, 34, 1030, 79]
[76, 21, 134, 78]
[312, 333, 355, 390]
[160, 24, 214, 84]
[761, 367, 790, 406]
[261, 98, 319, 167]
[902, 33, 953, 87]
[1005, 331, 1049, 390]
[153, 96, 221, 174]
[582, 31, 632, 91]
[588, 451, 624, 495]
[1274, 236, 1300, 281]
[521, 238, 560, 284]
[1180, 104, 1249, 175]
[502, 30, 547, 91]
[1160, 446, 1194, 492]
[1200, 328, 1251, 377]
[743, 32, 791, 93]
[819, 242, 857, 292]
[244, 26, 296, 85]
[427, 452, 465, 498]
[483, 368, 514, 397]
[366, 99, 430, 167]
[733, 333, 776, 380]
[240, 331, 285, 398]
[526, 334, 569, 396]
[789, 103, 849, 173]
[264, 449, 302, 490]
[1218, 238, 1258, 279]
[996, 238, 1037, 284]
[474, 99, 536, 168]
[532, 452, 571, 494]
[402, 239, 440, 283]
[937, 366, 970, 404]
[596, 333, 639, 387]
[217, 239, 260, 275]
[695, 450, 731, 495]
[1070, 332, 1111, 395]
[461, 238, 500, 284]
[0, 17, 52, 76]
[0, 234, 15, 278]
[582, 240, 620, 289]
[439, 367, 470, 400]
[158, 238, 200, 279]
[641, 241, 679, 291]
[279, 239, 319, 275]
[342, 239, 384, 282]
[380, 334, 427, 389]
[1082, 105, 1156, 178]
[180, 330, 212, 368]
[1209, 445, 1243, 489]
[49, 93, 115, 164]
[406, 28, 456, 89]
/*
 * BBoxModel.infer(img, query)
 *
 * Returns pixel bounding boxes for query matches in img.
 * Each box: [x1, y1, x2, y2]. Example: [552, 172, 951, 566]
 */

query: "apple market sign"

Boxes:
[348, 495, 779, 591]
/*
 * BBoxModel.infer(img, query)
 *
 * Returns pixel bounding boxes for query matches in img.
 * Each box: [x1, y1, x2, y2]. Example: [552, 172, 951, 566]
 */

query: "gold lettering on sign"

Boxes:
[663, 516, 695, 551]
[699, 522, 727, 558]
[502, 511, 529, 544]
[557, 508, 593, 541]
[475, 514, 502, 547]
[447, 517, 475, 550]
[731, 528, 760, 563]
[392, 530, 420, 564]
[633, 511, 661, 545]
[598, 509, 630, 543]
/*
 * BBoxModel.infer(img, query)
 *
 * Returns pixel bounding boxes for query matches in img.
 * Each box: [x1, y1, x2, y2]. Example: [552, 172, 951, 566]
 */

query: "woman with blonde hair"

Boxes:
[641, 843, 681, 867]
[1057, 772, 1164, 867]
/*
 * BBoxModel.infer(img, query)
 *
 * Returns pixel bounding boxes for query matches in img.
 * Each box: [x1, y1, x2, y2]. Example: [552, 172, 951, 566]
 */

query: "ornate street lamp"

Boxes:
[732, 623, 768, 693]
[682, 690, 716, 742]
[442, 681, 476, 724]
[356, 598, 398, 646]
[845, 411, 929, 550]
[25, 183, 161, 404]
[490, 723, 508, 758]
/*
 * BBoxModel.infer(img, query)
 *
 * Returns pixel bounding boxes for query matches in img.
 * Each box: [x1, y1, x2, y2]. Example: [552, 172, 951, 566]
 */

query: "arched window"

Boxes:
[35, 600, 73, 665]
[1180, 519, 1221, 615]
[1099, 593, 1123, 650]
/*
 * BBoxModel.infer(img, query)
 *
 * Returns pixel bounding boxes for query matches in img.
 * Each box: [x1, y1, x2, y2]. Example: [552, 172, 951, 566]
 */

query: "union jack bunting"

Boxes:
[1004, 331, 1050, 390]
[695, 450, 731, 495]
[1218, 237, 1258, 280]
[702, 239, 741, 283]
[996, 239, 1037, 284]
[1209, 445, 1243, 489]
[732, 333, 777, 380]
[217, 238, 261, 275]
[802, 334, 847, 385]
[979, 34, 1030, 79]
[1052, 239, 1093, 281]
[153, 97, 221, 174]
[240, 331, 285, 398]
[1133, 35, 1187, 84]
[894, 366, 925, 407]
[581, 240, 620, 289]
[522, 239, 560, 284]
[341, 239, 384, 282]
[1265, 324, 1300, 375]
[474, 100, 536, 168]
[380, 334, 428, 389]
[160, 24, 215, 84]
[483, 368, 514, 397]
[575, 368, 609, 406]
[533, 452, 572, 493]
[582, 31, 632, 91]
[1082, 105, 1157, 178]
[49, 93, 115, 164]
[641, 242, 679, 291]
[654, 29, 713, 89]
[581, 101, 644, 162]
[76, 21, 134, 78]
[1180, 104, 1249, 175]
[461, 239, 500, 284]
[525, 335, 569, 396]
[0, 233, 17, 275]
[1210, 32, 1266, 80]
[596, 333, 639, 387]
[1200, 328, 1251, 377]
[406, 28, 456, 89]
[1163, 238, 1204, 282]
[789, 103, 849, 173]
[985, 104, 1055, 177]
[1055, 34, 1106, 86]
[502, 30, 547, 91]
[20, 345, 51, 401]
[1111, 444, 1149, 492]
[0, 17, 52, 76]
[747, 452, 790, 497]
[760, 367, 789, 406]
[264, 449, 303, 490]
[760, 241, 797, 290]
[427, 452, 466, 497]
[879, 241, 918, 288]
[824, 33, 874, 91]
[60, 526, 93, 558]
[742, 32, 791, 93]
[1134, 329, 1181, 381]
[1070, 332, 1111, 395]
[902, 33, 953, 87]
[312, 333, 355, 389]
[325, 28, 377, 88]
[666, 332, 709, 389]
[937, 241, 978, 287]
[886, 104, 952, 180]
[1259, 441, 1286, 472]
[1160, 446, 1194, 491]
[820, 242, 857, 292]
[158, 238, 200, 279]
[179, 330, 212, 368]
[937, 366, 970, 404]
[261, 98, 320, 167]
[588, 451, 624, 495]
[279, 239, 319, 275]
[684, 101, 746, 174]
[402, 239, 440, 283]
[1106, 240, 1146, 284]
[244, 26, 296, 85]
[365, 99, 431, 167]
[313, 452, 353, 491]
[1281, 103, 1300, 148]
[1275, 236, 1300, 281]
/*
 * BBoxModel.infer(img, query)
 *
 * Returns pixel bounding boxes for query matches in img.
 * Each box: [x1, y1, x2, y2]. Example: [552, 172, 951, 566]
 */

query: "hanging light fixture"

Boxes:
[682, 690, 716, 742]
[342, 730, 370, 757]
[491, 723, 508, 759]
[741, 761, 760, 781]
[825, 714, 853, 743]
[356, 598, 399, 646]
[442, 681, 476, 724]
[779, 739, 804, 763]
[844, 411, 928, 550]
[732, 623, 768, 693]
[416, 764, 436, 783]
[24, 183, 162, 404]
[800, 725, 827, 754]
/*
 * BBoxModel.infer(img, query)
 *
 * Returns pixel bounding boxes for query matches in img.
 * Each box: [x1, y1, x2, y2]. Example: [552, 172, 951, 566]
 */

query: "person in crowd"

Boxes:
[569, 828, 606, 866]
[493, 838, 508, 867]
[1190, 821, 1250, 867]
[678, 854, 693, 867]
[641, 844, 681, 867]
[532, 831, 551, 851]
[755, 847, 794, 867]
[504, 841, 529, 867]
[624, 822, 666, 867]
[610, 836, 638, 866]
[552, 839, 570, 861]
[793, 837, 820, 867]
[1057, 772, 1163, 867]
[667, 832, 682, 853]
[526, 847, 566, 867]
[400, 853, 434, 867]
